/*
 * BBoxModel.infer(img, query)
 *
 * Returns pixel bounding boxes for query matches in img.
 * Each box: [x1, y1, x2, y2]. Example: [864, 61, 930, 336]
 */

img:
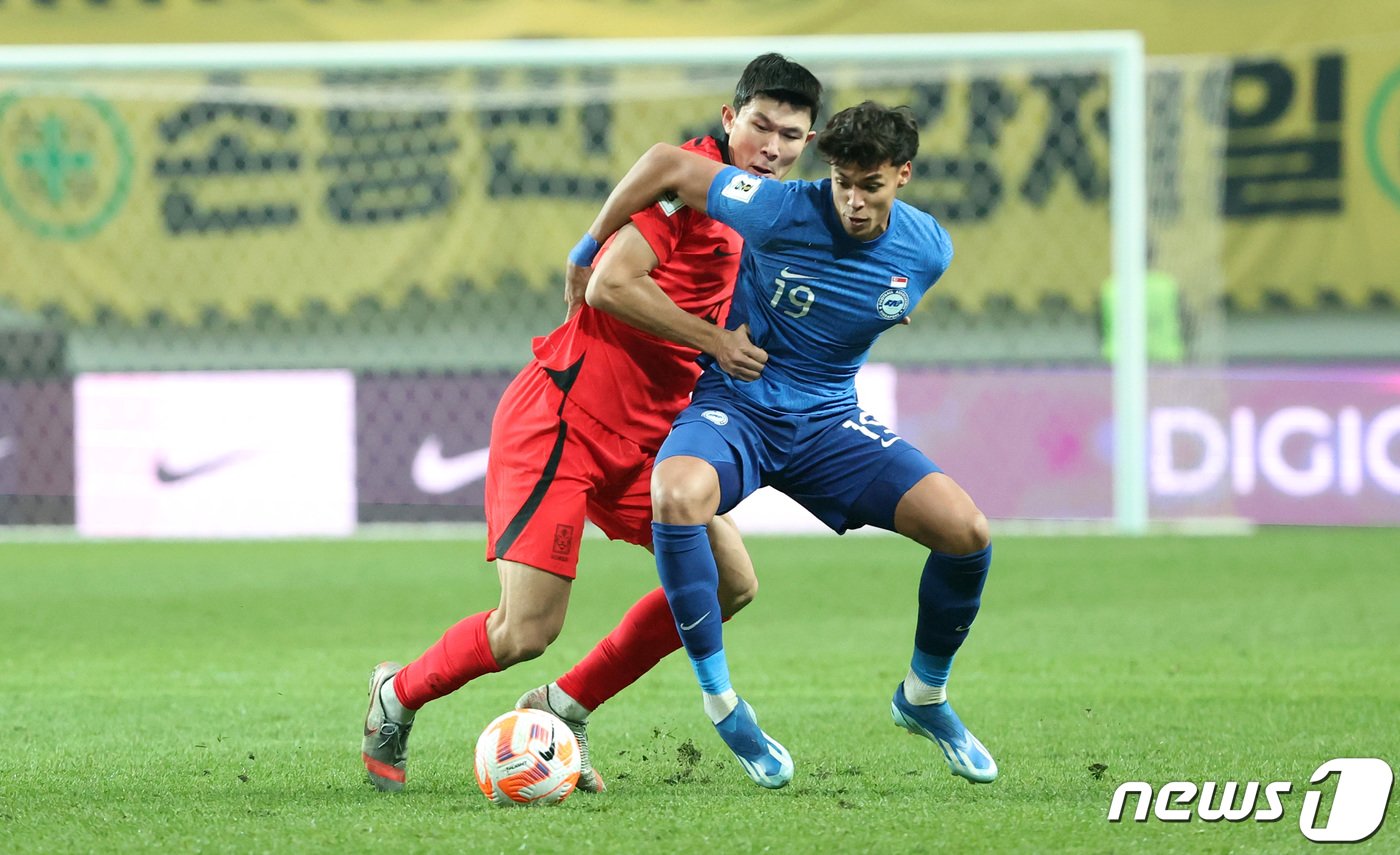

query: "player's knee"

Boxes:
[650, 476, 717, 525]
[945, 509, 991, 555]
[971, 510, 991, 551]
[490, 617, 560, 666]
[498, 633, 553, 666]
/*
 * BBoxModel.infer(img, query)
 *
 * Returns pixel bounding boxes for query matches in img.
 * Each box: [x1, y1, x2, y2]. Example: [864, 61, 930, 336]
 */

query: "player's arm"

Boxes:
[564, 144, 722, 320]
[572, 144, 724, 259]
[563, 260, 592, 320]
[586, 225, 767, 381]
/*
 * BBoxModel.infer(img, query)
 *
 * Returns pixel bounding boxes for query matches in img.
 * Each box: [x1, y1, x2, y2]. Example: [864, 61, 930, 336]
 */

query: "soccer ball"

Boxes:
[474, 707, 581, 806]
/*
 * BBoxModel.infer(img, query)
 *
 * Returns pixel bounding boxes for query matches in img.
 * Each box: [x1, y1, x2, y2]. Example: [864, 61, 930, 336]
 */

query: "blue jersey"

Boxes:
[702, 165, 953, 413]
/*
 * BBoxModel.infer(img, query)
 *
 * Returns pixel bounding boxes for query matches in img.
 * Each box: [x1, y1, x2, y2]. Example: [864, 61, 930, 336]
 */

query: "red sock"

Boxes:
[557, 587, 683, 712]
[393, 609, 500, 711]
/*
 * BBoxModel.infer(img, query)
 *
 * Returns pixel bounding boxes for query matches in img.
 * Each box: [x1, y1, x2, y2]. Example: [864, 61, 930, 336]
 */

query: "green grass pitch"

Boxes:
[3, 528, 1398, 853]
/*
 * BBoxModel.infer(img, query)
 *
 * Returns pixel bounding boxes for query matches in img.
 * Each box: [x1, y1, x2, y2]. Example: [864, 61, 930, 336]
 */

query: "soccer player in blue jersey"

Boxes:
[572, 100, 996, 789]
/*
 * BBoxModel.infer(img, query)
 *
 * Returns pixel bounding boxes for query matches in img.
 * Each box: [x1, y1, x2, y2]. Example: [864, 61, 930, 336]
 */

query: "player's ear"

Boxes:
[720, 104, 737, 134]
[896, 161, 913, 188]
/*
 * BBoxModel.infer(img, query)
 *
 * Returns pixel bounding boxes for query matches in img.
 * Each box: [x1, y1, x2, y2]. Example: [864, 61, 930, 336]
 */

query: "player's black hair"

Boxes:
[733, 53, 823, 126]
[816, 100, 920, 169]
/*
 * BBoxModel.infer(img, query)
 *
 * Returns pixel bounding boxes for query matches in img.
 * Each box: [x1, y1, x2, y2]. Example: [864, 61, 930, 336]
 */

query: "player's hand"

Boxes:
[564, 262, 591, 320]
[715, 324, 768, 382]
[898, 315, 912, 325]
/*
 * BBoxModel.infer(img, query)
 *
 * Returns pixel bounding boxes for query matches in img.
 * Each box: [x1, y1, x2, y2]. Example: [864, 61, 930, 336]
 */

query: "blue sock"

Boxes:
[910, 649, 954, 690]
[914, 544, 991, 661]
[653, 522, 728, 692]
[692, 649, 732, 696]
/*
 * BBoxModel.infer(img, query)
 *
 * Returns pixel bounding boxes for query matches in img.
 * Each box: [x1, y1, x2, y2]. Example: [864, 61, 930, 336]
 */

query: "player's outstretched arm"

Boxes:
[581, 144, 725, 249]
[587, 226, 767, 381]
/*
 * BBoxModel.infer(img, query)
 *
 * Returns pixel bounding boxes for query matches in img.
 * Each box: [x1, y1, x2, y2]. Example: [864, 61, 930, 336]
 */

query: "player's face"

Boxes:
[721, 96, 815, 181]
[830, 160, 912, 240]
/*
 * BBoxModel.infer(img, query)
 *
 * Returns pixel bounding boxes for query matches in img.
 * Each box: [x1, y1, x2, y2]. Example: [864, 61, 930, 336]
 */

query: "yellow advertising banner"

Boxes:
[0, 14, 1397, 320]
[1, 65, 753, 322]
[0, 58, 1149, 322]
[0, 0, 1381, 57]
[1222, 40, 1400, 310]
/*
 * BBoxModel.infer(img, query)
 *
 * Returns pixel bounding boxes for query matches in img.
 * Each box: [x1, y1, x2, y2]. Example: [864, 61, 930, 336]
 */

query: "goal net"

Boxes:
[0, 36, 1234, 536]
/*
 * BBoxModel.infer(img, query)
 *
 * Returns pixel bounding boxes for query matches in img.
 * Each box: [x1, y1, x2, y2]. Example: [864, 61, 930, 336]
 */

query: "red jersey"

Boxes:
[530, 135, 740, 452]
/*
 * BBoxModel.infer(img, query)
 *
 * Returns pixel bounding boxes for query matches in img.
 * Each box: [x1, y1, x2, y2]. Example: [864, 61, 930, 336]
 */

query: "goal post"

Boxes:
[1106, 36, 1149, 534]
[0, 34, 1153, 534]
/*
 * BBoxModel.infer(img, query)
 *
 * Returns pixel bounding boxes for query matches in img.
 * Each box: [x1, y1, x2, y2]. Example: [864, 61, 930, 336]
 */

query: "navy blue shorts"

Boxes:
[656, 386, 942, 534]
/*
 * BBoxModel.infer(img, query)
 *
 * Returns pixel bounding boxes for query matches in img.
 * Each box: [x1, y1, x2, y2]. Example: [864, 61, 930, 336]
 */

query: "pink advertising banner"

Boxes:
[75, 371, 357, 538]
[895, 365, 1400, 526]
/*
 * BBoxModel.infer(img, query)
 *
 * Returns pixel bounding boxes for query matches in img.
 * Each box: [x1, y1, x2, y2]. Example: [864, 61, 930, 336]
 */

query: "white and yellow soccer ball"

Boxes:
[474, 707, 581, 806]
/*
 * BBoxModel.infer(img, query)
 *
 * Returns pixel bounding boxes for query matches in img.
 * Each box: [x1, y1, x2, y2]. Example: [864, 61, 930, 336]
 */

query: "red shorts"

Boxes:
[484, 360, 655, 579]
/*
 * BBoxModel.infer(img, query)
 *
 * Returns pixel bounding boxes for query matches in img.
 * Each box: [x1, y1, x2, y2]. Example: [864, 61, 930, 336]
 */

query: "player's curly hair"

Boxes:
[734, 53, 823, 126]
[816, 101, 920, 169]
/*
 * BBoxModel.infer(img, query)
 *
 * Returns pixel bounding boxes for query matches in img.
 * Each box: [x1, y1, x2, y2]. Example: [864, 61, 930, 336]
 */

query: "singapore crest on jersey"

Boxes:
[877, 276, 911, 320]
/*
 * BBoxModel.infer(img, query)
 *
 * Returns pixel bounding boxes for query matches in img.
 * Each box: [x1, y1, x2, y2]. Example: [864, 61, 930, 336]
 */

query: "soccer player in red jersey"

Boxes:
[362, 54, 823, 792]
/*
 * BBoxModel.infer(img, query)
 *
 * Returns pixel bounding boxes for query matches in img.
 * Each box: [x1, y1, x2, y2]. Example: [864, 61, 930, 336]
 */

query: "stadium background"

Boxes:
[1, 0, 1398, 532]
[2, 6, 1399, 853]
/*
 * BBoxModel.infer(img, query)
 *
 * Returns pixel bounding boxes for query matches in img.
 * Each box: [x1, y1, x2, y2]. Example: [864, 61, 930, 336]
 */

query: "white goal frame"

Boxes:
[0, 33, 1149, 534]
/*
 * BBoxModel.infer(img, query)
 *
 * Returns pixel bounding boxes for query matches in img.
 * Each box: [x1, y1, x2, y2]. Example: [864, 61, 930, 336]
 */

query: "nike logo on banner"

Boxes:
[679, 611, 712, 632]
[778, 266, 816, 280]
[155, 450, 251, 484]
[0, 436, 14, 462]
[412, 435, 491, 495]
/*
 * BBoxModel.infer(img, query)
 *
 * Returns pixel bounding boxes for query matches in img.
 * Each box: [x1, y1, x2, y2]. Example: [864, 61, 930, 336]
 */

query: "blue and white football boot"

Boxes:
[713, 697, 794, 789]
[891, 684, 998, 783]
